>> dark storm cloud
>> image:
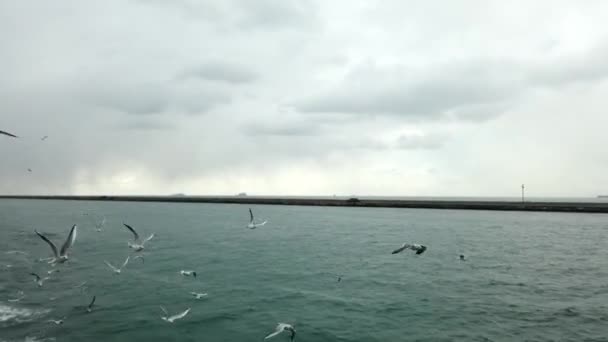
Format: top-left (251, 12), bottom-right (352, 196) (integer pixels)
top-left (179, 62), bottom-right (258, 84)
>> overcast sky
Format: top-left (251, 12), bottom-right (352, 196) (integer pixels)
top-left (2, 0), bottom-right (608, 197)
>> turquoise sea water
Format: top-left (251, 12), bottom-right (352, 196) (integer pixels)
top-left (1, 199), bottom-right (607, 341)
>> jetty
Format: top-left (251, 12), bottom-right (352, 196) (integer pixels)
top-left (1, 195), bottom-right (608, 213)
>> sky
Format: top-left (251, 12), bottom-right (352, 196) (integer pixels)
top-left (2, 0), bottom-right (608, 197)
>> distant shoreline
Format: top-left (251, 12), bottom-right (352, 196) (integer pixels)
top-left (1, 195), bottom-right (608, 214)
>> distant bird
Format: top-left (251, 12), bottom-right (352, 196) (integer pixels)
top-left (337, 276), bottom-right (342, 282)
top-left (30, 273), bottom-right (50, 287)
top-left (391, 243), bottom-right (427, 255)
top-left (41, 136), bottom-right (48, 141)
top-left (247, 208), bottom-right (267, 229)
top-left (123, 223), bottom-right (154, 252)
top-left (180, 270), bottom-right (197, 278)
top-left (460, 255), bottom-right (466, 261)
top-left (86, 296), bottom-right (96, 313)
top-left (7, 290), bottom-right (25, 302)
top-left (264, 323), bottom-right (296, 341)
top-left (104, 256), bottom-right (130, 274)
top-left (94, 216), bottom-right (106, 232)
top-left (34, 225), bottom-right (78, 264)
top-left (190, 292), bottom-right (208, 299)
top-left (0, 130), bottom-right (18, 138)
top-left (27, 168), bottom-right (32, 172)
top-left (47, 318), bottom-right (65, 325)
top-left (159, 306), bottom-right (191, 323)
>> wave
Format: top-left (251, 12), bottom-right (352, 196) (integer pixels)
top-left (0, 304), bottom-right (50, 325)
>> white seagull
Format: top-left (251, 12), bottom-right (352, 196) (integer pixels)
top-left (190, 292), bottom-right (208, 299)
top-left (30, 273), bottom-right (50, 287)
top-left (104, 256), bottom-right (130, 274)
top-left (47, 318), bottom-right (65, 325)
top-left (7, 290), bottom-right (25, 302)
top-left (123, 223), bottom-right (154, 251)
top-left (180, 270), bottom-right (197, 278)
top-left (34, 225), bottom-right (78, 264)
top-left (94, 216), bottom-right (106, 232)
top-left (247, 208), bottom-right (267, 229)
top-left (264, 323), bottom-right (296, 341)
top-left (159, 306), bottom-right (191, 323)
top-left (86, 296), bottom-right (96, 313)
top-left (391, 243), bottom-right (427, 255)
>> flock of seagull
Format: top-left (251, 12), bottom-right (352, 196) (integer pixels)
top-left (2, 129), bottom-right (441, 341)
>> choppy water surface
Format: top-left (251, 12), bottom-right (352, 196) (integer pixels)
top-left (1, 199), bottom-right (607, 341)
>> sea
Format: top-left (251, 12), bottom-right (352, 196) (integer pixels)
top-left (1, 198), bottom-right (607, 341)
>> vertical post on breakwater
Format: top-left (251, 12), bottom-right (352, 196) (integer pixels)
top-left (521, 184), bottom-right (525, 203)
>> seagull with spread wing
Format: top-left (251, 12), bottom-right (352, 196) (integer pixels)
top-left (247, 208), bottom-right (267, 229)
top-left (391, 243), bottom-right (427, 255)
top-left (34, 225), bottom-right (78, 264)
top-left (264, 323), bottom-right (296, 341)
top-left (104, 256), bottom-right (130, 274)
top-left (159, 306), bottom-right (191, 323)
top-left (30, 273), bottom-right (50, 287)
top-left (123, 223), bottom-right (154, 251)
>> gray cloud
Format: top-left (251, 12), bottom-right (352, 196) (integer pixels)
top-left (179, 61), bottom-right (258, 84)
top-left (119, 120), bottom-right (177, 131)
top-left (295, 61), bottom-right (520, 120)
top-left (396, 133), bottom-right (448, 150)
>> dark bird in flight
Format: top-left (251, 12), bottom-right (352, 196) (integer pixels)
top-left (0, 130), bottom-right (18, 138)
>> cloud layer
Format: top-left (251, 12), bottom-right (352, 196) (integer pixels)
top-left (2, 0), bottom-right (608, 196)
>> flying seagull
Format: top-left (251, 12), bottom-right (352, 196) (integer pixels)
top-left (41, 136), bottom-right (48, 141)
top-left (0, 130), bottom-right (18, 138)
top-left (247, 208), bottom-right (267, 229)
top-left (34, 225), bottom-right (78, 264)
top-left (264, 323), bottom-right (296, 341)
top-left (159, 306), bottom-right (191, 323)
top-left (94, 216), bottom-right (106, 232)
top-left (86, 296), bottom-right (96, 313)
top-left (391, 243), bottom-right (427, 255)
top-left (47, 318), bottom-right (65, 325)
top-left (460, 254), bottom-right (466, 261)
top-left (7, 290), bottom-right (25, 302)
top-left (123, 223), bottom-right (154, 251)
top-left (104, 256), bottom-right (130, 274)
top-left (30, 273), bottom-right (50, 287)
top-left (190, 292), bottom-right (208, 299)
top-left (180, 270), bottom-right (196, 278)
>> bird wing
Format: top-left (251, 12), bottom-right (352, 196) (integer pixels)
top-left (121, 255), bottom-right (130, 269)
top-left (35, 230), bottom-right (59, 258)
top-left (256, 221), bottom-right (267, 227)
top-left (391, 244), bottom-right (409, 254)
top-left (60, 225), bottom-right (78, 256)
top-left (104, 261), bottom-right (118, 272)
top-left (142, 233), bottom-right (155, 246)
top-left (169, 308), bottom-right (191, 321)
top-left (264, 325), bottom-right (285, 340)
top-left (123, 224), bottom-right (140, 241)
top-left (0, 130), bottom-right (18, 138)
top-left (249, 208), bottom-right (254, 223)
top-left (98, 216), bottom-right (106, 228)
top-left (30, 273), bottom-right (41, 282)
top-left (159, 306), bottom-right (168, 316)
top-left (88, 296), bottom-right (96, 309)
